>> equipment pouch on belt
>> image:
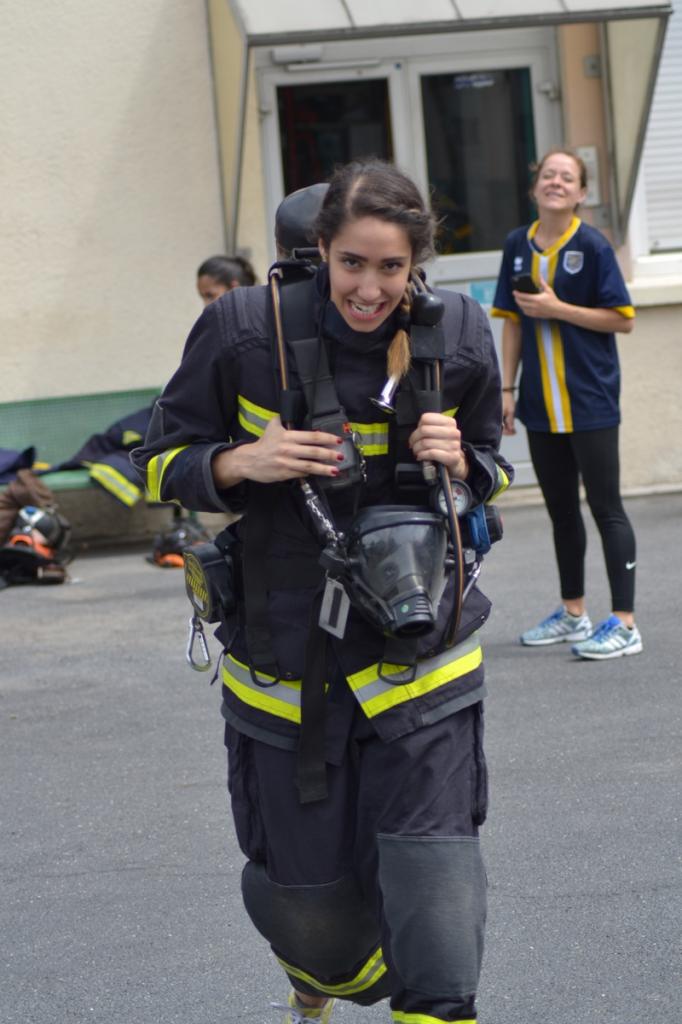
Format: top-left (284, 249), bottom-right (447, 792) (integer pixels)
top-left (183, 526), bottom-right (239, 623)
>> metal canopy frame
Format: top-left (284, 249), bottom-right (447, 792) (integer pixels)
top-left (216, 0), bottom-right (672, 252)
top-left (228, 2), bottom-right (672, 46)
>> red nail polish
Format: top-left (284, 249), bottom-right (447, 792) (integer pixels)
top-left (330, 469), bottom-right (340, 476)
top-left (337, 453), bottom-right (345, 461)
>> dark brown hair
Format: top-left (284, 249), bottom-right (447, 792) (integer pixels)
top-left (314, 159), bottom-right (436, 265)
top-left (197, 254), bottom-right (257, 287)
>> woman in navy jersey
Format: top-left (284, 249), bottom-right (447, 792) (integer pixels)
top-left (491, 148), bottom-right (642, 660)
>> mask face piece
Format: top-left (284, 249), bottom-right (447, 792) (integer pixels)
top-left (345, 506), bottom-right (448, 637)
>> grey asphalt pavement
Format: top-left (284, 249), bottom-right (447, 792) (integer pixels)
top-left (1, 493), bottom-right (680, 1024)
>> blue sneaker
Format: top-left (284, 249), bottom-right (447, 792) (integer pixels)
top-left (520, 606), bottom-right (592, 646)
top-left (571, 615), bottom-right (643, 660)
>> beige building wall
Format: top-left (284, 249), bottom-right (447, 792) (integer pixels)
top-left (235, 62), bottom-right (270, 278)
top-left (1, 1), bottom-right (225, 403)
top-left (558, 23), bottom-right (611, 231)
top-left (3, 6), bottom-right (679, 494)
top-left (618, 305), bottom-right (682, 492)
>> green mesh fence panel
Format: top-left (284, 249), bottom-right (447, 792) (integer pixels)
top-left (0, 389), bottom-right (159, 468)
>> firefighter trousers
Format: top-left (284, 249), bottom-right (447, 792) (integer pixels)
top-left (225, 697), bottom-right (488, 1024)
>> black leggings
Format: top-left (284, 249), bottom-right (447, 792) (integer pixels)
top-left (527, 427), bottom-right (636, 612)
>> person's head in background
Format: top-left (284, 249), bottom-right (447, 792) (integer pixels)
top-left (196, 255), bottom-right (258, 306)
top-left (530, 148), bottom-right (588, 216)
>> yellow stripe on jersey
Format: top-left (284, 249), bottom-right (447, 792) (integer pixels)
top-left (532, 249), bottom-right (573, 433)
top-left (489, 307), bottom-right (520, 323)
top-left (527, 216), bottom-right (581, 256)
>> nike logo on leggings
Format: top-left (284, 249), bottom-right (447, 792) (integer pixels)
top-left (626, 561), bottom-right (636, 570)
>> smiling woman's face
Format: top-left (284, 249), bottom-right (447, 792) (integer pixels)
top-left (533, 152), bottom-right (586, 216)
top-left (320, 216), bottom-right (412, 333)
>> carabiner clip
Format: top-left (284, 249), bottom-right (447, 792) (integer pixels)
top-left (186, 615), bottom-right (211, 672)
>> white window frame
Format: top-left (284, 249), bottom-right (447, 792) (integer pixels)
top-left (407, 35), bottom-right (562, 284)
top-left (255, 26), bottom-right (561, 275)
top-left (258, 58), bottom-right (412, 250)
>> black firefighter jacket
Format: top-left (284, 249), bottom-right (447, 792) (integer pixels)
top-left (131, 274), bottom-right (513, 749)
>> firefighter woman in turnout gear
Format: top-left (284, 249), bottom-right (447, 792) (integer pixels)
top-left (132, 160), bottom-right (513, 1024)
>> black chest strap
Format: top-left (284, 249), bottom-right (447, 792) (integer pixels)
top-left (279, 279), bottom-right (339, 427)
top-left (242, 485), bottom-right (330, 804)
top-left (242, 485), bottom-right (281, 683)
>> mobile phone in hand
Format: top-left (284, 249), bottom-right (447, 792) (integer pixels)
top-left (511, 273), bottom-right (539, 294)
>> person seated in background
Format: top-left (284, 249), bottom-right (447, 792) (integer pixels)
top-left (196, 254), bottom-right (257, 306)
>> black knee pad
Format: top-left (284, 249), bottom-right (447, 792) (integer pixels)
top-left (378, 835), bottom-right (486, 999)
top-left (241, 862), bottom-right (383, 984)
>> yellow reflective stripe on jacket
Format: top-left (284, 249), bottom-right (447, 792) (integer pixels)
top-left (349, 421), bottom-right (389, 456)
top-left (393, 1015), bottom-right (476, 1024)
top-left (489, 463), bottom-right (511, 501)
top-left (87, 463), bottom-right (142, 507)
top-left (278, 945), bottom-right (387, 997)
top-left (222, 653), bottom-right (305, 724)
top-left (121, 429), bottom-right (143, 445)
top-left (238, 394), bottom-right (277, 438)
top-left (146, 446), bottom-right (189, 502)
top-left (347, 635), bottom-right (483, 718)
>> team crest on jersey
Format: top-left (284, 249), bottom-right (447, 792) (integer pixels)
top-left (513, 256), bottom-right (523, 272)
top-left (563, 250), bottom-right (584, 274)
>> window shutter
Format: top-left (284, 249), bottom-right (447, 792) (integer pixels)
top-left (642, 11), bottom-right (682, 252)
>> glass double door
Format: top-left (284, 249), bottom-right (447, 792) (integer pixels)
top-left (258, 30), bottom-right (561, 479)
top-left (275, 66), bottom-right (537, 260)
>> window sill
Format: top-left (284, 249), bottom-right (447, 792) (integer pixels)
top-left (629, 253), bottom-right (682, 306)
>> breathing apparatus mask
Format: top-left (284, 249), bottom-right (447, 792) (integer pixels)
top-left (320, 506), bottom-right (449, 638)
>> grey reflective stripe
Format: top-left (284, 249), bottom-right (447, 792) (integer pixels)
top-left (238, 394), bottom-right (277, 438)
top-left (350, 421), bottom-right (389, 456)
top-left (278, 944), bottom-right (388, 997)
top-left (88, 463), bottom-right (142, 506)
top-left (222, 653), bottom-right (303, 724)
top-left (348, 634), bottom-right (483, 718)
